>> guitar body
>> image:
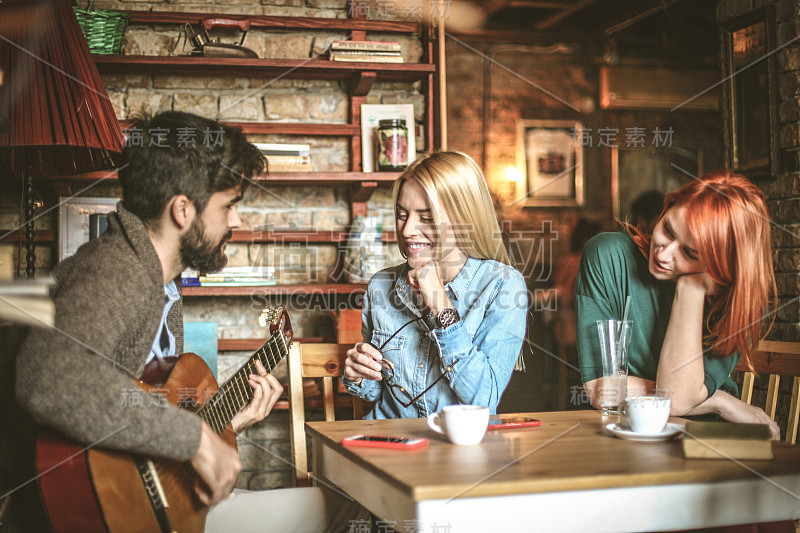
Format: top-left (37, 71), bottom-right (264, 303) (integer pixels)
top-left (35, 306), bottom-right (292, 533)
top-left (37, 353), bottom-right (235, 533)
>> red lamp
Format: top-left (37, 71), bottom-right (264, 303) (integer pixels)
top-left (0, 0), bottom-right (124, 277)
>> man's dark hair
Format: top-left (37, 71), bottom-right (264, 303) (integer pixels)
top-left (569, 217), bottom-right (601, 253)
top-left (631, 190), bottom-right (665, 225)
top-left (118, 111), bottom-right (266, 227)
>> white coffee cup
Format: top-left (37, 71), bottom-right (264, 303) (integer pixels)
top-left (620, 396), bottom-right (671, 434)
top-left (427, 405), bottom-right (489, 445)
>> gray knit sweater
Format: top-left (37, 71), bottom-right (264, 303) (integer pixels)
top-left (15, 205), bottom-right (202, 461)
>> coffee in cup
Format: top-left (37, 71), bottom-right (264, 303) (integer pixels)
top-left (619, 395), bottom-right (671, 434)
top-left (427, 405), bottom-right (489, 445)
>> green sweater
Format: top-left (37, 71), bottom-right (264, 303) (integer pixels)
top-left (575, 231), bottom-right (739, 398)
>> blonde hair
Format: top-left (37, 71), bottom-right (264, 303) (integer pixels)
top-left (392, 151), bottom-right (511, 265)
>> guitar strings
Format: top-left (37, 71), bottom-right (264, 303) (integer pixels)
top-left (150, 341), bottom-right (279, 497)
top-left (151, 332), bottom-right (288, 499)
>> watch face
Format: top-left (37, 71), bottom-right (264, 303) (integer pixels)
top-left (437, 308), bottom-right (460, 328)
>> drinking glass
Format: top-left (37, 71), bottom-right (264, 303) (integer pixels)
top-left (596, 319), bottom-right (632, 415)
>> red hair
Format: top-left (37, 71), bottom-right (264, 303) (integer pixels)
top-left (625, 170), bottom-right (777, 364)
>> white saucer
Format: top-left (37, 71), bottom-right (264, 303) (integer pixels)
top-left (605, 422), bottom-right (683, 442)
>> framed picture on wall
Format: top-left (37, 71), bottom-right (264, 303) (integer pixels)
top-left (58, 197), bottom-right (118, 261)
top-left (515, 119), bottom-right (583, 207)
top-left (611, 145), bottom-right (703, 228)
top-left (721, 7), bottom-right (780, 180)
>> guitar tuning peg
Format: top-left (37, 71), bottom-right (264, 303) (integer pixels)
top-left (258, 311), bottom-right (268, 328)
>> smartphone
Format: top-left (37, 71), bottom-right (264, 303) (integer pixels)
top-left (486, 416), bottom-right (542, 431)
top-left (341, 435), bottom-right (429, 450)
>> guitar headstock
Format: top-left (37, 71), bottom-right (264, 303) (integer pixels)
top-left (258, 306), bottom-right (293, 348)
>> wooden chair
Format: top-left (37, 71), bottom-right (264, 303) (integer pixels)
top-left (287, 342), bottom-right (365, 486)
top-left (734, 340), bottom-right (800, 444)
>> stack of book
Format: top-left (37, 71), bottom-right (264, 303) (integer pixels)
top-left (183, 267), bottom-right (276, 287)
top-left (255, 143), bottom-right (312, 172)
top-left (328, 40), bottom-right (403, 63)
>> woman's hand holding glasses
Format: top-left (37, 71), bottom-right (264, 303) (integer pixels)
top-left (344, 316), bottom-right (424, 384)
top-left (344, 342), bottom-right (386, 382)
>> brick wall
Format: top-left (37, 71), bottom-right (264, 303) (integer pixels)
top-left (717, 0), bottom-right (800, 439)
top-left (444, 31), bottom-right (727, 410)
top-left (0, 0), bottom-right (420, 489)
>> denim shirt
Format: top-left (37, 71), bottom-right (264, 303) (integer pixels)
top-left (342, 257), bottom-right (528, 419)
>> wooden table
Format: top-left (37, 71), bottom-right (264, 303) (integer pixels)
top-left (306, 411), bottom-right (800, 532)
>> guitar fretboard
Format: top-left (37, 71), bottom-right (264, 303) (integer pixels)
top-left (197, 333), bottom-right (288, 435)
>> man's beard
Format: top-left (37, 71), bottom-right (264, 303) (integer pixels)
top-left (179, 218), bottom-right (231, 272)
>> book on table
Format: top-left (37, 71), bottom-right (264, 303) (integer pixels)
top-left (682, 421), bottom-right (774, 460)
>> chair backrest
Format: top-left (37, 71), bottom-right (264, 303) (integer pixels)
top-left (734, 340), bottom-right (800, 444)
top-left (287, 342), bottom-right (364, 486)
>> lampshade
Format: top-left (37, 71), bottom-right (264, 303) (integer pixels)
top-left (0, 0), bottom-right (124, 179)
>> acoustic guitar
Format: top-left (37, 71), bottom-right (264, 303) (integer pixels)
top-left (35, 306), bottom-right (293, 533)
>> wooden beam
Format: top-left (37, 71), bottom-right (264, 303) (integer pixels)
top-left (125, 10), bottom-right (420, 33)
top-left (479, 0), bottom-right (512, 18)
top-left (437, 10), bottom-right (447, 150)
top-left (509, 0), bottom-right (574, 8)
top-left (350, 71), bottom-right (377, 97)
top-left (351, 181), bottom-right (378, 204)
top-left (604, 0), bottom-right (683, 36)
top-left (534, 0), bottom-right (602, 30)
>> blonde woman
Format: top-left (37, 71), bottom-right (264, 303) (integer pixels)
top-left (342, 151), bottom-right (528, 419)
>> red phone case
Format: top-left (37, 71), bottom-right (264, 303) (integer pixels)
top-left (486, 417), bottom-right (542, 430)
top-left (341, 435), bottom-right (429, 450)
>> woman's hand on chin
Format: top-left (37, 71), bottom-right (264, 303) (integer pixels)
top-left (678, 272), bottom-right (721, 297)
top-left (407, 261), bottom-right (451, 314)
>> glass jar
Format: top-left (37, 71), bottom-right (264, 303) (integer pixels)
top-left (377, 119), bottom-right (409, 171)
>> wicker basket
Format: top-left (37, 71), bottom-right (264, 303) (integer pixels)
top-left (73, 0), bottom-right (129, 55)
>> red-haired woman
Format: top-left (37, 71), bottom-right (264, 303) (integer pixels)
top-left (576, 170), bottom-right (780, 438)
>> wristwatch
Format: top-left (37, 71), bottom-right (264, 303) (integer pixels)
top-left (434, 308), bottom-right (460, 329)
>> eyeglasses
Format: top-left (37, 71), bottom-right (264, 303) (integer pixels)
top-left (372, 316), bottom-right (459, 408)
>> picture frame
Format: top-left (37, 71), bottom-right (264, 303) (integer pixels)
top-left (58, 197), bottom-right (118, 261)
top-left (515, 119), bottom-right (583, 207)
top-left (611, 145), bottom-right (703, 224)
top-left (721, 6), bottom-right (780, 180)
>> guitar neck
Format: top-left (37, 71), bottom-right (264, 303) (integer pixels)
top-left (196, 333), bottom-right (288, 434)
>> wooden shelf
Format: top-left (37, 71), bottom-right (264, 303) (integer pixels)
top-left (183, 283), bottom-right (366, 297)
top-left (229, 230), bottom-right (396, 243)
top-left (117, 119), bottom-right (360, 137)
top-left (125, 11), bottom-right (421, 33)
top-left (232, 123), bottom-right (360, 136)
top-left (0, 230), bottom-right (55, 243)
top-left (41, 171), bottom-right (400, 185)
top-left (94, 56), bottom-right (435, 82)
top-left (255, 172), bottom-right (398, 184)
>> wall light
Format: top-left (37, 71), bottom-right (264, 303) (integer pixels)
top-left (505, 165), bottom-right (523, 183)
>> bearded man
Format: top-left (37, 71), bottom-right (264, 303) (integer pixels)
top-left (6, 111), bottom-right (360, 532)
